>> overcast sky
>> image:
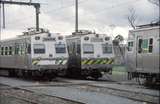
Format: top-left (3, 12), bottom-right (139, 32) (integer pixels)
top-left (0, 0), bottom-right (158, 40)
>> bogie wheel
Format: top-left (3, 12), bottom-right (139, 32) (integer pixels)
top-left (91, 69), bottom-right (102, 80)
top-left (137, 77), bottom-right (145, 85)
top-left (9, 70), bottom-right (16, 77)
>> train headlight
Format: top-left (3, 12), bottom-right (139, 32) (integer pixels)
top-left (58, 36), bottom-right (63, 40)
top-left (48, 33), bottom-right (51, 37)
top-left (35, 36), bottom-right (40, 40)
top-left (84, 37), bottom-right (89, 41)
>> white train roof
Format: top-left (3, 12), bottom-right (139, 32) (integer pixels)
top-left (0, 28), bottom-right (63, 42)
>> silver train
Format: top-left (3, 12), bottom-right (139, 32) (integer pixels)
top-left (126, 23), bottom-right (160, 84)
top-left (0, 28), bottom-right (68, 79)
top-left (66, 30), bottom-right (115, 79)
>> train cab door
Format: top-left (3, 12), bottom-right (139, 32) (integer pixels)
top-left (67, 39), bottom-right (81, 77)
top-left (71, 39), bottom-right (81, 68)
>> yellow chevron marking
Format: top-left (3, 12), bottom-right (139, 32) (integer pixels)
top-left (32, 60), bottom-right (39, 65)
top-left (100, 59), bottom-right (107, 64)
top-left (107, 59), bottom-right (114, 64)
top-left (82, 60), bottom-right (88, 65)
top-left (106, 59), bottom-right (112, 64)
top-left (94, 59), bottom-right (101, 64)
top-left (87, 60), bottom-right (94, 65)
top-left (109, 59), bottom-right (114, 64)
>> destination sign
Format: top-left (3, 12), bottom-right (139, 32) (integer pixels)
top-left (43, 38), bottom-right (56, 41)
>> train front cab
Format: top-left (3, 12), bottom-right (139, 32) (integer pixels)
top-left (81, 34), bottom-right (114, 79)
top-left (30, 33), bottom-right (69, 78)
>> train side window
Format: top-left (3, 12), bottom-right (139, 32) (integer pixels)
top-left (15, 45), bottom-right (19, 55)
top-left (34, 44), bottom-right (45, 54)
top-left (18, 46), bottom-right (22, 55)
top-left (9, 46), bottom-right (12, 55)
top-left (102, 44), bottom-right (112, 53)
top-left (5, 47), bottom-right (8, 55)
top-left (142, 39), bottom-right (149, 53)
top-left (20, 46), bottom-right (22, 55)
top-left (128, 41), bottom-right (133, 51)
top-left (20, 44), bottom-right (25, 55)
top-left (1, 47), bottom-right (4, 55)
top-left (149, 38), bottom-right (153, 53)
top-left (77, 44), bottom-right (81, 54)
top-left (11, 46), bottom-right (15, 55)
top-left (27, 44), bottom-right (31, 54)
top-left (83, 44), bottom-right (94, 54)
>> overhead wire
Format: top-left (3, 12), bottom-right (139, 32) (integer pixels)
top-left (5, 0), bottom-right (89, 25)
top-left (2, 0), bottom-right (142, 30)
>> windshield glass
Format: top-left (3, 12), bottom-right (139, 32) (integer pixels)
top-left (102, 44), bottom-right (112, 54)
top-left (34, 44), bottom-right (45, 54)
top-left (83, 44), bottom-right (94, 54)
top-left (55, 44), bottom-right (66, 53)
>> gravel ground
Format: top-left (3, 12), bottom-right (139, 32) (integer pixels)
top-left (0, 69), bottom-right (159, 104)
top-left (0, 95), bottom-right (32, 104)
top-left (0, 88), bottom-right (83, 104)
top-left (26, 86), bottom-right (144, 104)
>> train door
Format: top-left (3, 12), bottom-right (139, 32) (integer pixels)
top-left (136, 36), bottom-right (155, 72)
top-left (136, 36), bottom-right (143, 71)
top-left (153, 36), bottom-right (159, 73)
top-left (142, 36), bottom-right (154, 72)
top-left (67, 38), bottom-right (81, 77)
top-left (126, 40), bottom-right (135, 72)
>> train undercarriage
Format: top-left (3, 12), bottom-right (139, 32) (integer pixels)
top-left (0, 68), bottom-right (57, 80)
top-left (128, 72), bottom-right (160, 86)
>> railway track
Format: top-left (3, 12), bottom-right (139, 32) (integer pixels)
top-left (0, 84), bottom-right (84, 104)
top-left (0, 77), bottom-right (159, 104)
top-left (16, 81), bottom-right (159, 104)
top-left (73, 84), bottom-right (159, 104)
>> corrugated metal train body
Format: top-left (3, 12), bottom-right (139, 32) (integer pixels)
top-left (66, 30), bottom-right (115, 79)
top-left (126, 25), bottom-right (160, 83)
top-left (0, 29), bottom-right (69, 79)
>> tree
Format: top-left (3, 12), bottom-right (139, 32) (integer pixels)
top-left (114, 34), bottom-right (124, 43)
top-left (113, 34), bottom-right (125, 64)
top-left (148, 0), bottom-right (159, 6)
top-left (113, 34), bottom-right (124, 45)
top-left (127, 8), bottom-right (137, 29)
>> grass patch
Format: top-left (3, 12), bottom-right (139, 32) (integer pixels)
top-left (112, 66), bottom-right (127, 72)
top-left (112, 66), bottom-right (127, 75)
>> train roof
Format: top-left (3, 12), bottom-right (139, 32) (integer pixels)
top-left (0, 28), bottom-right (63, 43)
top-left (66, 30), bottom-right (109, 39)
top-left (129, 25), bottom-right (159, 33)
